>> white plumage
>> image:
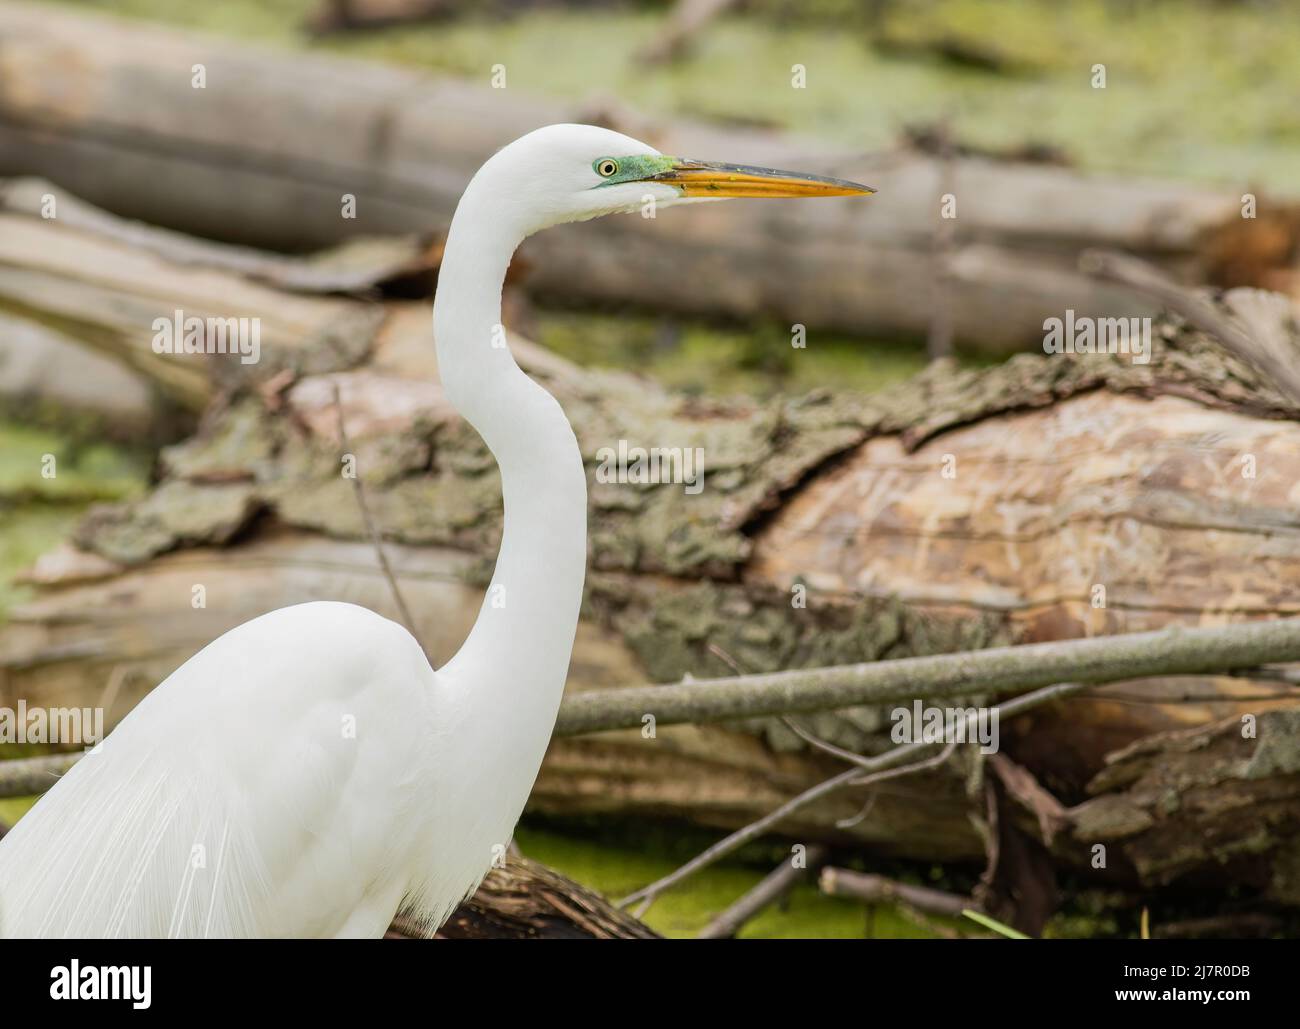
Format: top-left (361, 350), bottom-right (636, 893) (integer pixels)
top-left (1, 604), bottom-right (446, 935)
top-left (0, 125), bottom-right (871, 937)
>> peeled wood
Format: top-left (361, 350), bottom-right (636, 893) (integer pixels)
top-left (1, 2), bottom-right (1294, 352)
top-left (748, 383), bottom-right (1300, 785)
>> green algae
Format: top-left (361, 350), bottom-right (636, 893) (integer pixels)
top-left (0, 422), bottom-right (148, 506)
top-left (0, 795), bottom-right (38, 828)
top-left (0, 420), bottom-right (151, 617)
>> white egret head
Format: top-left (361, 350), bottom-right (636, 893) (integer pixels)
top-left (465, 123), bottom-right (875, 239)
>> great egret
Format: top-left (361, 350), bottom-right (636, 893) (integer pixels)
top-left (0, 124), bottom-right (873, 937)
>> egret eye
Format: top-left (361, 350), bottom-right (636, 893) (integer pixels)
top-left (595, 158), bottom-right (619, 178)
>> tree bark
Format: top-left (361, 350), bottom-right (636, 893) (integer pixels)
top-left (398, 855), bottom-right (660, 939)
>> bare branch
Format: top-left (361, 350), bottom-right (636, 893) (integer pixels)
top-left (848, 736), bottom-right (957, 787)
top-left (333, 382), bottom-right (421, 645)
top-left (556, 617), bottom-right (1300, 736)
top-left (781, 716), bottom-right (880, 770)
top-left (621, 765), bottom-right (863, 913)
top-left (697, 845), bottom-right (828, 939)
top-left (819, 867), bottom-right (971, 918)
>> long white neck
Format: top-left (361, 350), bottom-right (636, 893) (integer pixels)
top-left (432, 179), bottom-right (588, 739)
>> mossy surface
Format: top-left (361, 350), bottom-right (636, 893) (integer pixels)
top-left (51, 0), bottom-right (1300, 192)
top-left (0, 795), bottom-right (37, 827)
top-left (0, 423), bottom-right (148, 506)
top-left (0, 421), bottom-right (151, 619)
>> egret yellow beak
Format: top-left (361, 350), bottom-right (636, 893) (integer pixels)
top-left (652, 159), bottom-right (875, 199)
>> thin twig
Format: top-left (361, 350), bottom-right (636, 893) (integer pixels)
top-left (697, 844), bottom-right (828, 939)
top-left (627, 763), bottom-right (862, 918)
top-left (782, 716), bottom-right (881, 770)
top-left (848, 736), bottom-right (957, 787)
top-left (706, 641), bottom-right (744, 676)
top-left (835, 791), bottom-right (878, 830)
top-left (332, 382), bottom-right (420, 642)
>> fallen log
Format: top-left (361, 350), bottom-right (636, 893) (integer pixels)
top-left (1063, 709), bottom-right (1300, 900)
top-left (2, 3), bottom-right (1296, 352)
top-left (0, 191), bottom-right (383, 415)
